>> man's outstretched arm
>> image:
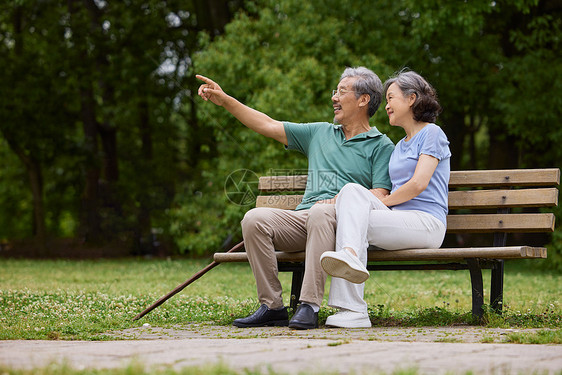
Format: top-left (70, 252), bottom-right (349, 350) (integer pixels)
top-left (196, 75), bottom-right (288, 145)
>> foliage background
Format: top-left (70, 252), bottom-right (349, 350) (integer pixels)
top-left (0, 0), bottom-right (560, 268)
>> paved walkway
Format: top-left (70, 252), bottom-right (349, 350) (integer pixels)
top-left (1, 325), bottom-right (561, 374)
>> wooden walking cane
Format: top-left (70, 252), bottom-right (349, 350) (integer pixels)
top-left (133, 241), bottom-right (244, 321)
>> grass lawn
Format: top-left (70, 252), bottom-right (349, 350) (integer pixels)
top-left (0, 257), bottom-right (560, 341)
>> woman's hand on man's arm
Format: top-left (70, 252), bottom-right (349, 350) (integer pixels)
top-left (381, 154), bottom-right (439, 207)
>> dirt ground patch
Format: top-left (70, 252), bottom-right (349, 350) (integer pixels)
top-left (106, 323), bottom-right (545, 344)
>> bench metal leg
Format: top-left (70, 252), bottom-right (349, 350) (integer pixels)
top-left (289, 268), bottom-right (304, 312)
top-left (466, 258), bottom-right (484, 319)
top-left (490, 259), bottom-right (504, 313)
top-left (490, 209), bottom-right (507, 314)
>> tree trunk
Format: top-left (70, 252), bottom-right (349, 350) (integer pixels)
top-left (487, 126), bottom-right (519, 169)
top-left (79, 85), bottom-right (103, 242)
top-left (26, 158), bottom-right (46, 244)
top-left (97, 124), bottom-right (119, 182)
top-left (3, 137), bottom-right (48, 254)
top-left (7, 3), bottom-right (47, 254)
top-left (70, 0), bottom-right (122, 243)
top-left (194, 0), bottom-right (233, 37)
top-left (442, 110), bottom-right (466, 170)
top-left (136, 98), bottom-right (153, 254)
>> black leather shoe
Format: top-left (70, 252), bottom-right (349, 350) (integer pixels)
top-left (233, 304), bottom-right (289, 328)
top-left (288, 304), bottom-right (318, 330)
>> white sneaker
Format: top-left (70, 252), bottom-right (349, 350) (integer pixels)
top-left (320, 249), bottom-right (369, 284)
top-left (325, 310), bottom-right (371, 328)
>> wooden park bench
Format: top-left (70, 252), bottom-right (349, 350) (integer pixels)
top-left (214, 168), bottom-right (560, 318)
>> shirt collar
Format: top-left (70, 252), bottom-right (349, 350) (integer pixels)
top-left (333, 124), bottom-right (383, 139)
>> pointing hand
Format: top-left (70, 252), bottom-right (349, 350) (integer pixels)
top-left (196, 75), bottom-right (227, 107)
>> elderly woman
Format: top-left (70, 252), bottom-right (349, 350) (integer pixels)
top-left (320, 70), bottom-right (451, 328)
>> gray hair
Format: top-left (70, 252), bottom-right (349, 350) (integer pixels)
top-left (340, 67), bottom-right (383, 118)
top-left (383, 70), bottom-right (442, 123)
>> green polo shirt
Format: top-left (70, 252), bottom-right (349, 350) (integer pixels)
top-left (283, 121), bottom-right (395, 210)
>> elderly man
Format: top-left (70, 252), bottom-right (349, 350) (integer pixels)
top-left (197, 67), bottom-right (394, 329)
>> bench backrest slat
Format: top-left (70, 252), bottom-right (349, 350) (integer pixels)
top-left (256, 195), bottom-right (304, 210)
top-left (447, 213), bottom-right (555, 233)
top-left (255, 168), bottom-right (560, 234)
top-left (258, 175), bottom-right (307, 192)
top-left (448, 169), bottom-right (560, 187)
top-left (254, 196), bottom-right (555, 232)
top-left (258, 168), bottom-right (561, 191)
top-left (448, 187), bottom-right (558, 209)
top-left (256, 188), bottom-right (559, 210)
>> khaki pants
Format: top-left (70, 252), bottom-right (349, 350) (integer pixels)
top-left (241, 204), bottom-right (336, 309)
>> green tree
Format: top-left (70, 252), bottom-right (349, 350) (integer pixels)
top-left (0, 139), bottom-right (31, 240)
top-left (0, 2), bottom-right (75, 252)
top-left (1, 0), bottom-right (559, 262)
top-left (392, 0), bottom-right (562, 170)
top-left (171, 0), bottom-right (394, 254)
top-left (172, 0), bottom-right (561, 258)
top-left (0, 0), bottom-right (244, 255)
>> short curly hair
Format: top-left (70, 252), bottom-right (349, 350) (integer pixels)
top-left (383, 70), bottom-right (442, 123)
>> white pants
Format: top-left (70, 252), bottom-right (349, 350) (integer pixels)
top-left (328, 183), bottom-right (446, 313)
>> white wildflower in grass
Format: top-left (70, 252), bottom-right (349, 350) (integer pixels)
top-left (0, 258), bottom-right (560, 339)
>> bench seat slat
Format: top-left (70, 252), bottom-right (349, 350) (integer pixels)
top-left (214, 246), bottom-right (546, 263)
top-left (258, 169), bottom-right (560, 191)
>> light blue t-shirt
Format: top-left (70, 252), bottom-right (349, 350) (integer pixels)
top-left (389, 123), bottom-right (451, 224)
top-left (284, 121), bottom-right (395, 210)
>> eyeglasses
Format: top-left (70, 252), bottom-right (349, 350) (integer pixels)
top-left (332, 88), bottom-right (355, 97)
